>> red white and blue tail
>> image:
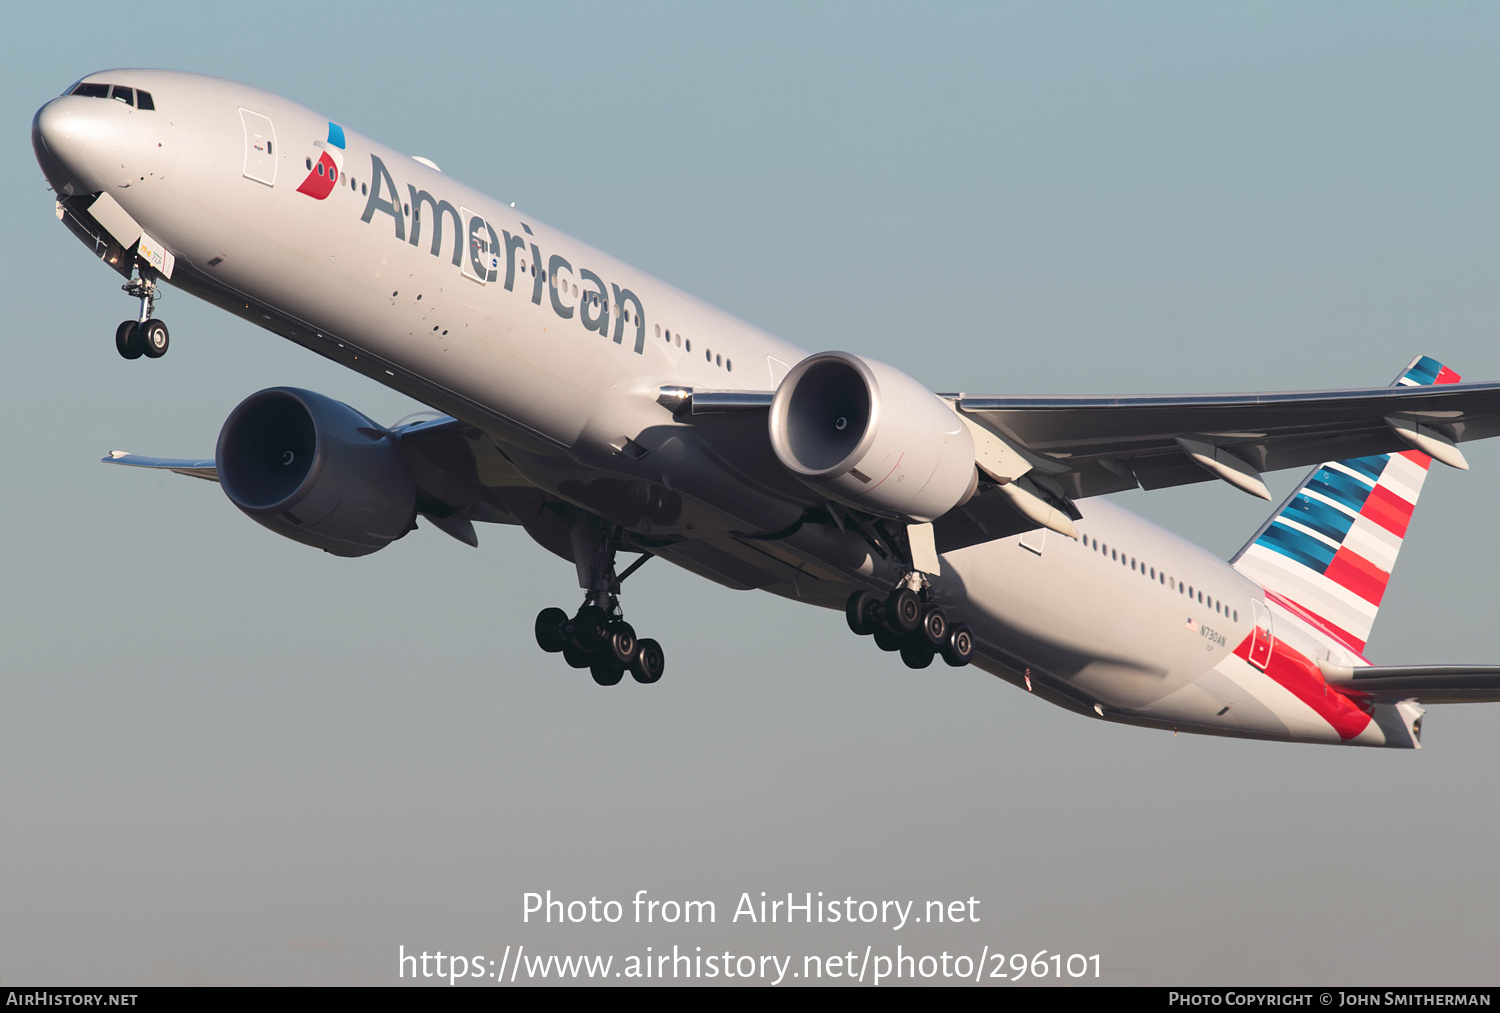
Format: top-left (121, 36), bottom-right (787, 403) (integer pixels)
top-left (1231, 355), bottom-right (1461, 652)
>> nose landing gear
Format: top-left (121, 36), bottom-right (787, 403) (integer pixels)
top-left (846, 585), bottom-right (974, 669)
top-left (115, 266), bottom-right (168, 360)
top-left (533, 528), bottom-right (664, 686)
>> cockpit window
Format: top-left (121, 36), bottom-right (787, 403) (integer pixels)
top-left (69, 82), bottom-right (153, 109)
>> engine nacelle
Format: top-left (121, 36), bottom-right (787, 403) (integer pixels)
top-left (216, 387), bottom-right (417, 557)
top-left (768, 352), bottom-right (976, 523)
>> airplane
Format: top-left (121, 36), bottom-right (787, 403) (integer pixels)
top-left (31, 69), bottom-right (1500, 749)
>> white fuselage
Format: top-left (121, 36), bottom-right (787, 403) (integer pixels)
top-left (33, 70), bottom-right (1411, 748)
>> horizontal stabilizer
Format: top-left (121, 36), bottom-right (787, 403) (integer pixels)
top-left (1321, 662), bottom-right (1500, 704)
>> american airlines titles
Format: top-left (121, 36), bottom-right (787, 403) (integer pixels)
top-left (359, 154), bottom-right (647, 354)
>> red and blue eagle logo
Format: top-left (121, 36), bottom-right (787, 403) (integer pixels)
top-left (296, 122), bottom-right (346, 200)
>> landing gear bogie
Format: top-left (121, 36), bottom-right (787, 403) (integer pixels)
top-left (547, 613), bottom-right (662, 686)
top-left (535, 524), bottom-right (664, 686)
top-left (845, 587), bottom-right (974, 670)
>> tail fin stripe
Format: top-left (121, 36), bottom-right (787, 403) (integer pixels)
top-left (1343, 518), bottom-right (1402, 571)
top-left (1261, 568), bottom-right (1377, 641)
top-left (1398, 357), bottom-right (1446, 387)
top-left (1275, 516), bottom-right (1342, 551)
top-left (1337, 455), bottom-right (1391, 483)
top-left (1325, 548), bottom-right (1390, 605)
top-left (1262, 589), bottom-right (1369, 653)
top-left (1232, 354), bottom-right (1460, 651)
top-left (1285, 495), bottom-right (1358, 541)
top-left (1302, 488), bottom-right (1361, 518)
top-left (1308, 469), bottom-right (1379, 512)
top-left (1361, 485), bottom-right (1416, 537)
top-left (1381, 453), bottom-right (1430, 500)
top-left (1259, 522), bottom-right (1338, 569)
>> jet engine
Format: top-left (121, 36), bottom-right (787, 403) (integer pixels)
top-left (768, 351), bottom-right (976, 523)
top-left (216, 387), bottom-right (417, 557)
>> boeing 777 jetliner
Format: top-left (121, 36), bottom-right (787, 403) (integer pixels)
top-left (31, 70), bottom-right (1500, 747)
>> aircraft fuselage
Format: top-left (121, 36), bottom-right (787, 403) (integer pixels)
top-left (33, 70), bottom-right (1418, 748)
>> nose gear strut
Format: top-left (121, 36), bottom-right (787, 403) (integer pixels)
top-left (115, 261), bottom-right (169, 360)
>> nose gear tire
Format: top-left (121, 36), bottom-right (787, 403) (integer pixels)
top-left (116, 321), bottom-right (143, 359)
top-left (139, 319), bottom-right (169, 358)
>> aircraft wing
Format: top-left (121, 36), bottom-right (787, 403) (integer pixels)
top-left (1323, 664), bottom-right (1500, 705)
top-left (103, 451), bottom-right (219, 481)
top-left (681, 378), bottom-right (1500, 507)
top-left (956, 381), bottom-right (1500, 499)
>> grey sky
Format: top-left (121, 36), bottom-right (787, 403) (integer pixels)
top-left (3, 2), bottom-right (1498, 985)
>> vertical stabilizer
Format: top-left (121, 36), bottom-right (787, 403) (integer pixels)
top-left (1231, 356), bottom-right (1460, 652)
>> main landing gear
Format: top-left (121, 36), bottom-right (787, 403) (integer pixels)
top-left (115, 267), bottom-right (169, 361)
top-left (845, 585), bottom-right (975, 670)
top-left (533, 527), bottom-right (664, 686)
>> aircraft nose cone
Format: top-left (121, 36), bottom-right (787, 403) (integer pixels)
top-left (32, 97), bottom-right (96, 197)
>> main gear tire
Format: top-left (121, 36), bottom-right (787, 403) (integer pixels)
top-left (604, 620), bottom-right (637, 666)
top-left (885, 588), bottom-right (922, 634)
top-left (919, 605), bottom-right (948, 648)
top-left (942, 623), bottom-right (975, 667)
top-left (630, 638), bottom-right (665, 684)
top-left (534, 608), bottom-right (569, 653)
top-left (590, 659), bottom-right (624, 686)
top-left (571, 605), bottom-right (609, 651)
top-left (900, 641), bottom-right (936, 669)
top-left (845, 590), bottom-right (881, 636)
